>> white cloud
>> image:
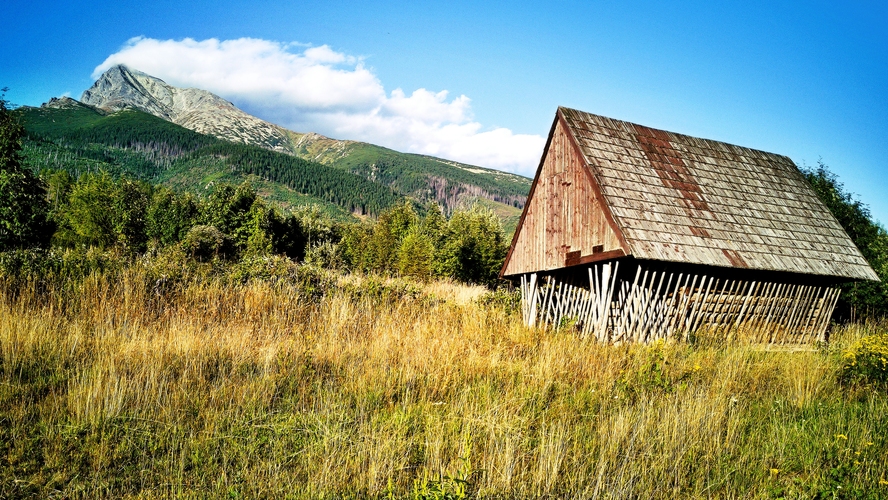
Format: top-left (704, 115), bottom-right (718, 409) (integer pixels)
top-left (93, 37), bottom-right (544, 174)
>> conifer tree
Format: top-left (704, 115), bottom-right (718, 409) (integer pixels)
top-left (0, 90), bottom-right (53, 250)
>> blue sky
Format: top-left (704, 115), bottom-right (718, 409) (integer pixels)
top-left (3, 0), bottom-right (886, 224)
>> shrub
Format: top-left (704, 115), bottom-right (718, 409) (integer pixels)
top-left (182, 225), bottom-right (228, 262)
top-left (304, 240), bottom-right (341, 269)
top-left (146, 187), bottom-right (199, 247)
top-left (344, 275), bottom-right (422, 302)
top-left (0, 247), bottom-right (124, 283)
top-left (476, 287), bottom-right (520, 314)
top-left (839, 332), bottom-right (888, 387)
top-left (436, 205), bottom-right (507, 287)
top-left (397, 226), bottom-right (435, 281)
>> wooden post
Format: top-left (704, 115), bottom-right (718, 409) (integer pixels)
top-left (686, 276), bottom-right (716, 335)
top-left (814, 287), bottom-right (841, 342)
top-left (656, 272), bottom-right (677, 340)
top-left (718, 280), bottom-right (749, 341)
top-left (542, 275), bottom-right (554, 328)
top-left (670, 274), bottom-right (697, 338)
top-left (708, 279), bottom-right (738, 337)
top-left (733, 281), bottom-right (760, 335)
top-left (798, 286), bottom-right (822, 343)
top-left (628, 268), bottom-right (651, 342)
top-left (520, 274), bottom-right (527, 325)
top-left (778, 285), bottom-right (807, 344)
top-left (802, 287), bottom-right (828, 344)
top-left (527, 273), bottom-right (539, 327)
top-left (792, 285), bottom-right (819, 343)
top-left (641, 270), bottom-right (667, 342)
top-left (746, 281), bottom-right (774, 340)
top-left (762, 282), bottom-right (787, 344)
top-left (583, 265), bottom-right (599, 339)
top-left (628, 269), bottom-right (650, 342)
top-left (615, 266), bottom-right (643, 343)
top-left (596, 261), bottom-right (618, 342)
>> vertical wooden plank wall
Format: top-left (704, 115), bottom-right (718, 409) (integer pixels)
top-left (502, 119), bottom-right (623, 276)
top-left (519, 265), bottom-right (841, 345)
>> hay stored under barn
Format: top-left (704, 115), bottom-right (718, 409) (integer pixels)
top-left (501, 107), bottom-right (878, 344)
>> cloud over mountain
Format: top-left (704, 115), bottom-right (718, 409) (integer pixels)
top-left (94, 37), bottom-right (543, 174)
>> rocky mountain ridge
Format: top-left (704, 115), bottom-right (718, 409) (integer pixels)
top-left (81, 65), bottom-right (295, 152)
top-left (43, 96), bottom-right (93, 110)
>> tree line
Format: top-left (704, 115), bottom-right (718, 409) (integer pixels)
top-left (802, 163), bottom-right (888, 320)
top-left (4, 94), bottom-right (888, 302)
top-left (3, 91), bottom-right (508, 285)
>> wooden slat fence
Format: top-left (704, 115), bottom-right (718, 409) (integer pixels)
top-left (519, 263), bottom-right (840, 344)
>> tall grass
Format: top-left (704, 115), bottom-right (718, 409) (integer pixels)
top-left (1, 264), bottom-right (886, 498)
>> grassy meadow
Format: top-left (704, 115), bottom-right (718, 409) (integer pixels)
top-left (1, 258), bottom-right (887, 498)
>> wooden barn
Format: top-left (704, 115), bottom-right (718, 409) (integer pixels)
top-left (501, 107), bottom-right (879, 344)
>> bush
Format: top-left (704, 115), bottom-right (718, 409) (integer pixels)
top-left (397, 226), bottom-right (435, 281)
top-left (0, 247), bottom-right (125, 281)
top-left (839, 332), bottom-right (888, 387)
top-left (182, 225), bottom-right (228, 262)
top-left (476, 287), bottom-right (520, 314)
top-left (146, 187), bottom-right (199, 247)
top-left (343, 274), bottom-right (423, 302)
top-left (304, 240), bottom-right (341, 269)
top-left (435, 205), bottom-right (507, 287)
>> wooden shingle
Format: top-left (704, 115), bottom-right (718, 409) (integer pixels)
top-left (502, 107), bottom-right (878, 281)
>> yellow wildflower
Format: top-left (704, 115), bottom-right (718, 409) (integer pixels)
top-left (770, 468), bottom-right (779, 476)
top-left (835, 434), bottom-right (848, 440)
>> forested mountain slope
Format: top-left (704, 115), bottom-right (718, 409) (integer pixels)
top-left (18, 102), bottom-right (405, 218)
top-left (80, 65), bottom-right (531, 216)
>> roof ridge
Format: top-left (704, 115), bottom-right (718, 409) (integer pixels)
top-left (558, 106), bottom-right (795, 165)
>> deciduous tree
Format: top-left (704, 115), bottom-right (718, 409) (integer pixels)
top-left (804, 162), bottom-right (888, 319)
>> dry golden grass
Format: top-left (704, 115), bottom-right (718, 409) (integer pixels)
top-left (1, 267), bottom-right (886, 498)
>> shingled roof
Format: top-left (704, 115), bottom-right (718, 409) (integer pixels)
top-left (502, 107), bottom-right (878, 281)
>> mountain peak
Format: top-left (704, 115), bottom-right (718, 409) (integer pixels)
top-left (82, 64), bottom-right (178, 120)
top-left (99, 63), bottom-right (147, 79)
top-left (80, 65), bottom-right (293, 152)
